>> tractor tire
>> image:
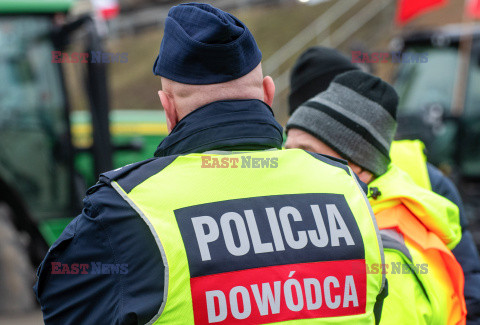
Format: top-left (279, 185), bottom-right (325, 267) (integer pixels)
top-left (0, 203), bottom-right (36, 314)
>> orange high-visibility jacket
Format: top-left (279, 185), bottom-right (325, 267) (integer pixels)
top-left (369, 164), bottom-right (466, 325)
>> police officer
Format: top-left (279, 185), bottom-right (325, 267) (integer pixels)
top-left (288, 46), bottom-right (480, 324)
top-left (285, 70), bottom-right (467, 324)
top-left (35, 4), bottom-right (386, 324)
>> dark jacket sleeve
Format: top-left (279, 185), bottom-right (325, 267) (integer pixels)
top-left (34, 183), bottom-right (164, 325)
top-left (427, 163), bottom-right (480, 324)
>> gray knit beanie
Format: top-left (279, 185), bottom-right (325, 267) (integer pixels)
top-left (286, 70), bottom-right (398, 176)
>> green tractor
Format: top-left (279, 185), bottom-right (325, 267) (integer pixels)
top-left (0, 0), bottom-right (167, 313)
top-left (392, 24), bottom-right (480, 247)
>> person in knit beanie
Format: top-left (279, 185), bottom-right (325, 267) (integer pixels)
top-left (286, 49), bottom-right (480, 323)
top-left (285, 71), bottom-right (470, 324)
top-left (288, 46), bottom-right (359, 115)
top-left (286, 70), bottom-right (397, 182)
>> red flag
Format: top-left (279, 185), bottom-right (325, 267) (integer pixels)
top-left (91, 0), bottom-right (120, 20)
top-left (466, 0), bottom-right (480, 18)
top-left (396, 0), bottom-right (448, 25)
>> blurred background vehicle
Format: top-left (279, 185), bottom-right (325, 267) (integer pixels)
top-left (0, 0), bottom-right (168, 315)
top-left (0, 0), bottom-right (478, 322)
top-left (392, 24), bottom-right (480, 244)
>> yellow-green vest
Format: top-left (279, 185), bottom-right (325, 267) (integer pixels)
top-left (389, 140), bottom-right (431, 190)
top-left (109, 149), bottom-right (385, 324)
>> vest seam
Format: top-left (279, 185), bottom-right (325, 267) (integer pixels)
top-left (111, 181), bottom-right (169, 324)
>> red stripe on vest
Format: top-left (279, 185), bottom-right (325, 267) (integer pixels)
top-left (191, 260), bottom-right (366, 324)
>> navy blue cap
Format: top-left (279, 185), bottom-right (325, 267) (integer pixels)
top-left (153, 3), bottom-right (262, 85)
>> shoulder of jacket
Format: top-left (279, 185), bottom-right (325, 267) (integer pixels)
top-left (100, 158), bottom-right (157, 184)
top-left (88, 155), bottom-right (179, 195)
top-left (84, 158), bottom-right (153, 195)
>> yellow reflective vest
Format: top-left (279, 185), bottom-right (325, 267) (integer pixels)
top-left (108, 149), bottom-right (386, 324)
top-left (389, 140), bottom-right (431, 190)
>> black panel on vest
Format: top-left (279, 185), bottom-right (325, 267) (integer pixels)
top-left (175, 193), bottom-right (364, 278)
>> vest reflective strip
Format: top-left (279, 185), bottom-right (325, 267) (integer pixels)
top-left (389, 140), bottom-right (431, 191)
top-left (111, 182), bottom-right (168, 325)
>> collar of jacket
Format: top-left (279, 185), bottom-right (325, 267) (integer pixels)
top-left (154, 99), bottom-right (284, 157)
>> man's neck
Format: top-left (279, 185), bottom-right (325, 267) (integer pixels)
top-left (154, 99), bottom-right (283, 157)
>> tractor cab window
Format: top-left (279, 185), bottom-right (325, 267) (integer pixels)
top-left (0, 16), bottom-right (70, 221)
top-left (394, 46), bottom-right (458, 114)
top-left (395, 45), bottom-right (480, 117)
top-left (0, 16), bottom-right (65, 130)
top-left (394, 44), bottom-right (480, 178)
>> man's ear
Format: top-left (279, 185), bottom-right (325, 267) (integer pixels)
top-left (357, 169), bottom-right (375, 185)
top-left (158, 90), bottom-right (178, 133)
top-left (347, 163), bottom-right (375, 184)
top-left (262, 76), bottom-right (275, 107)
